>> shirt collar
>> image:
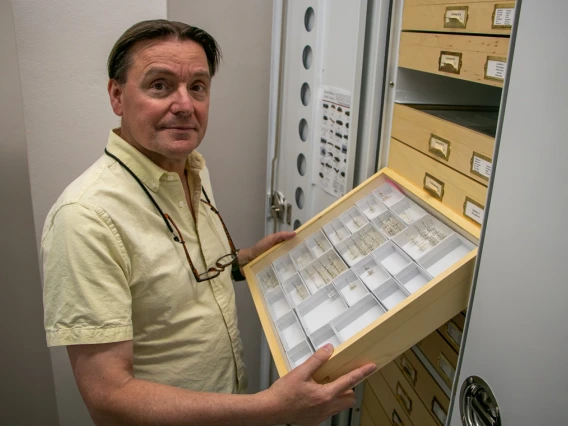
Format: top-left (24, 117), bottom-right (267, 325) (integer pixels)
top-left (105, 129), bottom-right (206, 192)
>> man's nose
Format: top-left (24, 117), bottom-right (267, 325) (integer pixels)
top-left (171, 87), bottom-right (194, 115)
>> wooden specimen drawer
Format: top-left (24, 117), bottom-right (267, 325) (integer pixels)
top-left (392, 104), bottom-right (497, 185)
top-left (395, 349), bottom-right (450, 426)
top-left (399, 32), bottom-right (510, 87)
top-left (363, 382), bottom-right (391, 426)
top-left (244, 168), bottom-right (478, 383)
top-left (382, 361), bottom-right (439, 426)
top-left (403, 1), bottom-right (515, 35)
top-left (418, 330), bottom-right (459, 388)
top-left (367, 373), bottom-right (414, 426)
top-left (389, 138), bottom-right (487, 228)
top-left (437, 311), bottom-right (466, 352)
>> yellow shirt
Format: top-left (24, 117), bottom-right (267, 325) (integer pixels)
top-left (42, 130), bottom-right (247, 394)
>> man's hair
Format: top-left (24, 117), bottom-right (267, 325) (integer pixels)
top-left (108, 19), bottom-right (222, 83)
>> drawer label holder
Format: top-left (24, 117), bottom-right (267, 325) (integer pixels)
top-left (392, 409), bottom-right (405, 426)
top-left (446, 320), bottom-right (463, 349)
top-left (439, 51), bottom-right (463, 75)
top-left (470, 151), bottom-right (492, 181)
top-left (400, 355), bottom-right (418, 386)
top-left (396, 382), bottom-right (413, 414)
top-left (438, 353), bottom-right (456, 384)
top-left (463, 196), bottom-right (485, 226)
top-left (444, 6), bottom-right (469, 29)
top-left (484, 56), bottom-right (507, 82)
top-left (429, 134), bottom-right (451, 161)
top-left (423, 173), bottom-right (445, 201)
top-left (492, 3), bottom-right (515, 29)
top-left (432, 397), bottom-right (448, 426)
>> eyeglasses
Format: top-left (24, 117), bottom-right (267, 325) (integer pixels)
top-left (165, 198), bottom-right (238, 282)
top-left (104, 148), bottom-right (238, 282)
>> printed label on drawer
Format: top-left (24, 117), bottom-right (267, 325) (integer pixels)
top-left (444, 6), bottom-right (468, 29)
top-left (400, 355), bottom-right (417, 385)
top-left (429, 134), bottom-right (451, 161)
top-left (493, 4), bottom-right (515, 28)
top-left (396, 382), bottom-right (413, 414)
top-left (438, 353), bottom-right (456, 383)
top-left (471, 152), bottom-right (492, 180)
top-left (446, 320), bottom-right (463, 348)
top-left (439, 51), bottom-right (462, 74)
top-left (423, 173), bottom-right (445, 201)
top-left (485, 56), bottom-right (507, 82)
top-left (432, 397), bottom-right (448, 426)
top-left (392, 410), bottom-right (404, 426)
top-left (463, 197), bottom-right (485, 225)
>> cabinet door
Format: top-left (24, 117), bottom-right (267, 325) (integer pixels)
top-left (449, 1), bottom-right (568, 424)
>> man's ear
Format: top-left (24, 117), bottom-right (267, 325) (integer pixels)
top-left (108, 79), bottom-right (124, 117)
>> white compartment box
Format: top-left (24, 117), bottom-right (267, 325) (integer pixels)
top-left (275, 310), bottom-right (307, 351)
top-left (265, 286), bottom-right (291, 321)
top-left (308, 323), bottom-right (342, 351)
top-left (331, 294), bottom-right (387, 342)
top-left (287, 339), bottom-right (314, 369)
top-left (340, 206), bottom-right (369, 233)
top-left (305, 230), bottom-right (334, 258)
top-left (371, 209), bottom-right (407, 238)
top-left (418, 234), bottom-right (476, 277)
top-left (336, 223), bottom-right (387, 267)
top-left (256, 266), bottom-right (280, 294)
top-left (390, 197), bottom-right (427, 225)
top-left (296, 285), bottom-right (348, 335)
top-left (396, 263), bottom-right (432, 294)
top-left (333, 269), bottom-right (370, 307)
top-left (352, 254), bottom-right (392, 292)
top-left (289, 242), bottom-right (314, 270)
top-left (272, 253), bottom-right (296, 282)
top-left (373, 277), bottom-right (410, 310)
top-left (299, 249), bottom-right (347, 294)
top-left (356, 194), bottom-right (388, 220)
top-left (373, 182), bottom-right (406, 207)
top-left (323, 218), bottom-right (351, 246)
top-left (281, 273), bottom-right (310, 306)
top-left (372, 241), bottom-right (414, 276)
top-left (393, 214), bottom-right (454, 260)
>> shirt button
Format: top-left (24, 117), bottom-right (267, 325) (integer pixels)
top-left (178, 201), bottom-right (185, 208)
top-left (151, 181), bottom-right (158, 190)
top-left (167, 175), bottom-right (176, 181)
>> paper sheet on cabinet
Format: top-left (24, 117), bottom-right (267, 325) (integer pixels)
top-left (314, 86), bottom-right (352, 198)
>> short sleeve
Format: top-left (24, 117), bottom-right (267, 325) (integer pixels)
top-left (42, 202), bottom-right (132, 346)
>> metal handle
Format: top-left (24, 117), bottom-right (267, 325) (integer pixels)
top-left (460, 376), bottom-right (501, 426)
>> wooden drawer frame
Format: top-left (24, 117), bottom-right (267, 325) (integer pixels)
top-left (363, 382), bottom-right (391, 426)
top-left (244, 168), bottom-right (478, 383)
top-left (399, 32), bottom-right (510, 87)
top-left (403, 1), bottom-right (515, 35)
top-left (389, 138), bottom-right (487, 227)
top-left (392, 104), bottom-right (495, 185)
top-left (367, 373), bottom-right (414, 426)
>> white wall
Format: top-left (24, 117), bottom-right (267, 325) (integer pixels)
top-left (12, 1), bottom-right (168, 425)
top-left (168, 0), bottom-right (275, 393)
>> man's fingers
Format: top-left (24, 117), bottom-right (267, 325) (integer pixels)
top-left (325, 363), bottom-right (377, 395)
top-left (272, 231), bottom-right (296, 244)
top-left (295, 344), bottom-right (334, 378)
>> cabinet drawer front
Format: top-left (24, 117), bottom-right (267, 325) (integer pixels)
top-left (363, 382), bottom-right (391, 426)
top-left (403, 1), bottom-right (515, 35)
top-left (437, 312), bottom-right (466, 352)
top-left (393, 104), bottom-right (495, 185)
top-left (395, 349), bottom-right (450, 426)
top-left (381, 362), bottom-right (439, 426)
top-left (399, 32), bottom-right (510, 87)
top-left (367, 374), bottom-right (414, 426)
top-left (389, 138), bottom-right (487, 227)
top-left (418, 330), bottom-right (459, 388)
top-left (361, 404), bottom-right (377, 426)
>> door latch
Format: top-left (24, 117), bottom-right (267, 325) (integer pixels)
top-left (270, 191), bottom-right (292, 226)
top-left (460, 376), bottom-right (501, 426)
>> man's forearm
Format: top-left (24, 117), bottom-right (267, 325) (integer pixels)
top-left (90, 376), bottom-right (280, 426)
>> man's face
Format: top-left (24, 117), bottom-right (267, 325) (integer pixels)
top-left (108, 38), bottom-right (211, 167)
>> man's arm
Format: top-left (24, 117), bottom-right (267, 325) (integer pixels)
top-left (68, 340), bottom-right (375, 426)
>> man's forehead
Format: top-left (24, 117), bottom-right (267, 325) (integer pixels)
top-left (130, 38), bottom-right (209, 75)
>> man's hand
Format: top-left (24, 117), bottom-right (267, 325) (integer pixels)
top-left (262, 344), bottom-right (377, 426)
top-left (238, 231), bottom-right (296, 266)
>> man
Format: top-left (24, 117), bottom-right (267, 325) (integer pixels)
top-left (42, 20), bottom-right (375, 425)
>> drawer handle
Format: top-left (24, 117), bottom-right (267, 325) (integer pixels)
top-left (400, 355), bottom-right (418, 386)
top-left (429, 134), bottom-right (451, 161)
top-left (396, 382), bottom-right (413, 414)
top-left (392, 409), bottom-right (405, 426)
top-left (444, 6), bottom-right (468, 29)
top-left (431, 396), bottom-right (448, 426)
top-left (484, 56), bottom-right (507, 82)
top-left (438, 352), bottom-right (456, 384)
top-left (423, 173), bottom-right (445, 201)
top-left (439, 51), bottom-right (463, 75)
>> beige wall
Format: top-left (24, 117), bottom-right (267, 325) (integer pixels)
top-left (0, 1), bottom-right (58, 424)
top-left (168, 0), bottom-right (274, 393)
